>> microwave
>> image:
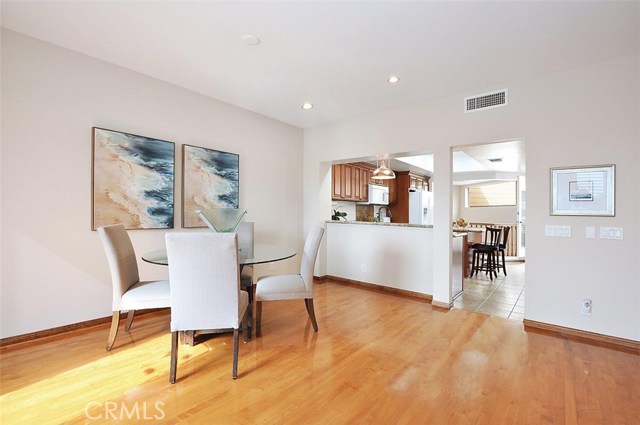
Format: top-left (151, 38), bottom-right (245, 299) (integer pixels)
top-left (358, 184), bottom-right (389, 205)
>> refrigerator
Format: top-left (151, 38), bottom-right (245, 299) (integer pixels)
top-left (409, 189), bottom-right (434, 225)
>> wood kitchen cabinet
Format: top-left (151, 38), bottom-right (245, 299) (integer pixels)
top-left (331, 162), bottom-right (380, 202)
top-left (332, 161), bottom-right (403, 203)
top-left (342, 164), bottom-right (353, 199)
top-left (332, 164), bottom-right (343, 199)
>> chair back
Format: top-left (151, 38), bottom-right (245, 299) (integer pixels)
top-left (300, 226), bottom-right (325, 291)
top-left (500, 226), bottom-right (511, 249)
top-left (98, 225), bottom-right (140, 306)
top-left (484, 227), bottom-right (502, 248)
top-left (165, 232), bottom-right (242, 332)
top-left (236, 222), bottom-right (254, 258)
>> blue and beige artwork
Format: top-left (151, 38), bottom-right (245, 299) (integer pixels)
top-left (92, 128), bottom-right (175, 230)
top-left (182, 144), bottom-right (239, 228)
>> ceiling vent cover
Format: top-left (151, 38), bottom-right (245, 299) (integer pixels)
top-left (465, 89), bottom-right (508, 113)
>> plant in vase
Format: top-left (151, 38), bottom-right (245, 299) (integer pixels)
top-left (332, 208), bottom-right (347, 221)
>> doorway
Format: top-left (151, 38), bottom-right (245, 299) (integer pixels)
top-left (450, 140), bottom-right (526, 320)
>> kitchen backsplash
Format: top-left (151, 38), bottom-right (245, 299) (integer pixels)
top-left (356, 205), bottom-right (375, 222)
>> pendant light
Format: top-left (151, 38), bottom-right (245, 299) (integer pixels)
top-left (371, 158), bottom-right (396, 180)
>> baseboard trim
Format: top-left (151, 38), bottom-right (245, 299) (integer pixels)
top-left (313, 275), bottom-right (329, 282)
top-left (0, 308), bottom-right (169, 349)
top-left (326, 275), bottom-right (433, 302)
top-left (523, 319), bottom-right (640, 354)
top-left (431, 300), bottom-right (453, 310)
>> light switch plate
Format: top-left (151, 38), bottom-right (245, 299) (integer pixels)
top-left (600, 227), bottom-right (623, 240)
top-left (545, 225), bottom-right (572, 237)
top-left (585, 226), bottom-right (595, 239)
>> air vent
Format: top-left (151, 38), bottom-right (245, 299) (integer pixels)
top-left (464, 89), bottom-right (508, 113)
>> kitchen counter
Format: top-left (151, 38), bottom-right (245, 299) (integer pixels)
top-left (326, 220), bottom-right (433, 229)
top-left (326, 220), bottom-right (434, 295)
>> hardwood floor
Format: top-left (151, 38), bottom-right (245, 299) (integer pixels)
top-left (1, 280), bottom-right (638, 424)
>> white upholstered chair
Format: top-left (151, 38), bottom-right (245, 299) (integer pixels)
top-left (236, 222), bottom-right (255, 301)
top-left (98, 224), bottom-right (170, 351)
top-left (255, 226), bottom-right (324, 336)
top-left (165, 232), bottom-right (249, 382)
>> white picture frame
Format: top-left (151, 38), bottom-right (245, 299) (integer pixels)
top-left (550, 164), bottom-right (615, 216)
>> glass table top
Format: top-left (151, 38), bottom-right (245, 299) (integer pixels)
top-left (142, 243), bottom-right (296, 266)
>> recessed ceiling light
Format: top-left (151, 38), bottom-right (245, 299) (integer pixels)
top-left (242, 34), bottom-right (260, 45)
top-left (302, 103), bottom-right (314, 110)
top-left (388, 75), bottom-right (400, 84)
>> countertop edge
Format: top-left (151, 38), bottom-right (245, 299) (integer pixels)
top-left (325, 220), bottom-right (433, 229)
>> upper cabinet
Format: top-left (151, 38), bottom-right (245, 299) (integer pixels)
top-left (409, 173), bottom-right (429, 191)
top-left (332, 162), bottom-right (393, 202)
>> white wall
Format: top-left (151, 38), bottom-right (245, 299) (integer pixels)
top-left (0, 30), bottom-right (304, 338)
top-left (452, 186), bottom-right (461, 221)
top-left (327, 223), bottom-right (434, 295)
top-left (304, 54), bottom-right (640, 341)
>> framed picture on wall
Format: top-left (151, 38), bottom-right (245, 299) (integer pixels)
top-left (92, 127), bottom-right (175, 230)
top-left (550, 164), bottom-right (615, 216)
top-left (182, 144), bottom-right (239, 228)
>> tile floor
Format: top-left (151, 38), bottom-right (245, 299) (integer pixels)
top-left (453, 261), bottom-right (525, 321)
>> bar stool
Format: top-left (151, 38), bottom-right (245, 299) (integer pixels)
top-left (496, 226), bottom-right (511, 276)
top-left (470, 227), bottom-right (502, 280)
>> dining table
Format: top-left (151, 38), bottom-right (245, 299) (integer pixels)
top-left (142, 242), bottom-right (296, 268)
top-left (142, 242), bottom-right (297, 344)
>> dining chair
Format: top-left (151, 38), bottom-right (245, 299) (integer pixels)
top-left (237, 222), bottom-right (255, 302)
top-left (470, 227), bottom-right (502, 280)
top-left (98, 224), bottom-right (171, 351)
top-left (165, 232), bottom-right (249, 382)
top-left (255, 226), bottom-right (324, 337)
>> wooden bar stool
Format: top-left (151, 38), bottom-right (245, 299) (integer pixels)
top-left (470, 227), bottom-right (502, 280)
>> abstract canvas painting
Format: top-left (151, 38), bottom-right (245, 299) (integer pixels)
top-left (92, 127), bottom-right (175, 230)
top-left (182, 144), bottom-right (239, 228)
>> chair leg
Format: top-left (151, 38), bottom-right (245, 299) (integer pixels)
top-left (256, 301), bottom-right (262, 337)
top-left (501, 250), bottom-right (507, 276)
top-left (305, 299), bottom-right (319, 332)
top-left (247, 300), bottom-right (253, 338)
top-left (470, 251), bottom-right (477, 277)
top-left (124, 310), bottom-right (135, 331)
top-left (170, 331), bottom-right (179, 384)
top-left (232, 329), bottom-right (239, 380)
top-left (242, 309), bottom-right (249, 343)
top-left (106, 311), bottom-right (120, 351)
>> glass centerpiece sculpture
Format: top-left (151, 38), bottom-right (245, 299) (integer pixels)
top-left (197, 208), bottom-right (247, 232)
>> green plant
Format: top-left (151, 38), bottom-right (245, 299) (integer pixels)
top-left (331, 209), bottom-right (347, 221)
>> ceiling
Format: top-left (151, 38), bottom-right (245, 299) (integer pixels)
top-left (2, 1), bottom-right (638, 129)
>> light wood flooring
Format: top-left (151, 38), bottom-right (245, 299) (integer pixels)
top-left (1, 280), bottom-right (638, 424)
top-left (454, 261), bottom-right (526, 320)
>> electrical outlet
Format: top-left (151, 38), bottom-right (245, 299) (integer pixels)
top-left (269, 262), bottom-right (274, 271)
top-left (361, 264), bottom-right (366, 273)
top-left (582, 299), bottom-right (592, 316)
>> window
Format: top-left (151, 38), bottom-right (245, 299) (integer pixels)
top-left (467, 181), bottom-right (516, 207)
